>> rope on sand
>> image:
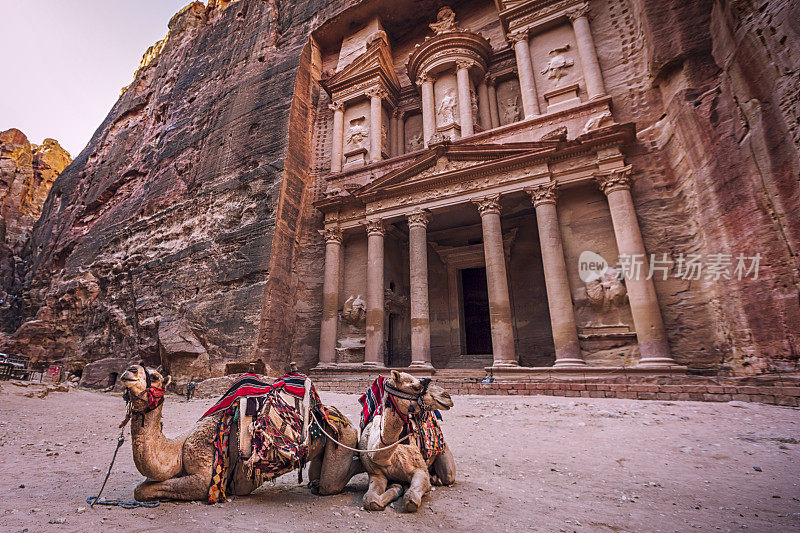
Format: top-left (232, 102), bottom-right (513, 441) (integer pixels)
top-left (86, 496), bottom-right (160, 509)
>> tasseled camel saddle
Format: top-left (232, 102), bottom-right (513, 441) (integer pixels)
top-left (202, 371), bottom-right (345, 503)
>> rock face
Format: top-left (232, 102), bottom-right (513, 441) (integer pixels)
top-left (2, 0), bottom-right (799, 379)
top-left (1, 129), bottom-right (71, 336)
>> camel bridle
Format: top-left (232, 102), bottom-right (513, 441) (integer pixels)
top-left (123, 364), bottom-right (165, 416)
top-left (384, 378), bottom-right (431, 412)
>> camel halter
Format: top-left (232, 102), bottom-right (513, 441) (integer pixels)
top-left (123, 365), bottom-right (165, 415)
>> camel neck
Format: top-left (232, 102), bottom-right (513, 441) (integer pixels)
top-left (129, 403), bottom-right (183, 480)
top-left (372, 404), bottom-right (408, 463)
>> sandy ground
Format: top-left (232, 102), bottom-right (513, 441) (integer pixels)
top-left (1, 382), bottom-right (799, 533)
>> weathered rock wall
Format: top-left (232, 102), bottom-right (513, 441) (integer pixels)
top-left (4, 0), bottom-right (357, 383)
top-left (0, 129), bottom-right (71, 336)
top-left (625, 0), bottom-right (800, 373)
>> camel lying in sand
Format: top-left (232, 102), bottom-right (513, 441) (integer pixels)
top-left (359, 371), bottom-right (456, 512)
top-left (119, 365), bottom-right (361, 501)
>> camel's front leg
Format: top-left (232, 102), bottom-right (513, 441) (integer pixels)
top-left (363, 474), bottom-right (404, 511)
top-left (430, 445), bottom-right (456, 486)
top-left (134, 473), bottom-right (211, 502)
top-left (402, 468), bottom-right (431, 513)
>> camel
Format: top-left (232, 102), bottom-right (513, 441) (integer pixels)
top-left (119, 365), bottom-right (362, 501)
top-left (359, 371), bottom-right (456, 512)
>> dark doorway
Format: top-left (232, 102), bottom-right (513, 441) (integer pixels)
top-left (460, 267), bottom-right (492, 355)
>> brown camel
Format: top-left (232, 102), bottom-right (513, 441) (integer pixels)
top-left (119, 365), bottom-right (362, 501)
top-left (359, 371), bottom-right (456, 512)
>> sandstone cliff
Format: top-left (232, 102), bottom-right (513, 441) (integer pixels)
top-left (0, 129), bottom-right (71, 336)
top-left (3, 0), bottom-right (798, 382)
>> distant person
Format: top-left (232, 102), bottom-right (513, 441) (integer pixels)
top-left (186, 381), bottom-right (196, 400)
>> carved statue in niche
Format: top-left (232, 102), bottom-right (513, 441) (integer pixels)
top-left (470, 89), bottom-right (479, 124)
top-left (580, 266), bottom-right (628, 327)
top-left (500, 95), bottom-right (521, 123)
top-left (381, 124), bottom-right (388, 152)
top-left (541, 44), bottom-right (574, 83)
top-left (429, 6), bottom-right (458, 34)
top-left (341, 295), bottom-right (366, 326)
top-left (408, 133), bottom-right (423, 151)
top-left (346, 116), bottom-right (369, 149)
top-left (437, 89), bottom-right (459, 125)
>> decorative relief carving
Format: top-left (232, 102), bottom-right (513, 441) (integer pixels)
top-left (408, 133), bottom-right (423, 151)
top-left (364, 218), bottom-right (385, 236)
top-left (507, 30), bottom-right (529, 45)
top-left (595, 165), bottom-right (633, 195)
top-left (500, 95), bottom-right (521, 124)
top-left (321, 226), bottom-right (343, 244)
top-left (585, 267), bottom-right (627, 312)
top-left (415, 71), bottom-right (434, 86)
top-left (407, 210), bottom-right (431, 228)
top-left (429, 6), bottom-right (458, 34)
top-left (341, 295), bottom-right (366, 326)
top-left (364, 87), bottom-right (387, 100)
top-left (581, 111), bottom-right (615, 134)
top-left (346, 116), bottom-right (369, 149)
top-left (541, 44), bottom-right (575, 82)
top-left (525, 182), bottom-right (558, 207)
top-left (328, 100), bottom-right (343, 112)
top-left (455, 59), bottom-right (475, 71)
top-left (437, 89), bottom-right (459, 126)
top-left (565, 4), bottom-right (591, 22)
top-left (472, 194), bottom-right (502, 216)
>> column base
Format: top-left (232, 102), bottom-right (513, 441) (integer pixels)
top-left (553, 358), bottom-right (587, 367)
top-left (491, 360), bottom-right (520, 368)
top-left (409, 361), bottom-right (434, 370)
top-left (312, 362), bottom-right (339, 371)
top-left (635, 357), bottom-right (680, 368)
top-left (361, 361), bottom-right (386, 368)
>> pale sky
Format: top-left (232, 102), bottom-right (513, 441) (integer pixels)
top-left (0, 0), bottom-right (192, 156)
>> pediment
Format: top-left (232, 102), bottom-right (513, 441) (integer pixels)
top-left (353, 141), bottom-right (558, 198)
top-left (321, 34), bottom-right (400, 98)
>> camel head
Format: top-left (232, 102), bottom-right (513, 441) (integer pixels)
top-left (120, 365), bottom-right (171, 412)
top-left (387, 370), bottom-right (453, 418)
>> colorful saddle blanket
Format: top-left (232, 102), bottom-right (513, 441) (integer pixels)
top-left (206, 372), bottom-right (344, 504)
top-left (358, 377), bottom-right (445, 462)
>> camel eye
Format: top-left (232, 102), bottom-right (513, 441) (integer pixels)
top-left (413, 383), bottom-right (423, 391)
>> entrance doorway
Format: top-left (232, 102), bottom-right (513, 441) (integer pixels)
top-left (460, 267), bottom-right (492, 355)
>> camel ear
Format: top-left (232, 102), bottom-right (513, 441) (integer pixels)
top-left (163, 375), bottom-right (172, 388)
top-left (390, 370), bottom-right (401, 384)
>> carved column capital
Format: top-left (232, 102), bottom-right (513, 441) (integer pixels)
top-left (595, 165), bottom-right (633, 195)
top-left (364, 218), bottom-right (386, 236)
top-left (565, 4), bottom-right (591, 22)
top-left (407, 210), bottom-right (431, 229)
top-left (321, 226), bottom-right (343, 244)
top-left (328, 100), bottom-right (344, 112)
top-left (455, 59), bottom-right (475, 71)
top-left (507, 29), bottom-right (529, 45)
top-left (365, 87), bottom-right (387, 100)
top-left (472, 194), bottom-right (502, 216)
top-left (525, 182), bottom-right (558, 207)
top-left (416, 71), bottom-right (434, 86)
top-left (484, 74), bottom-right (496, 87)
top-left (393, 108), bottom-right (405, 120)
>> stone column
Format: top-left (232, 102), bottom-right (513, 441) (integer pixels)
top-left (364, 219), bottom-right (386, 367)
top-left (418, 72), bottom-right (436, 146)
top-left (456, 60), bottom-right (475, 137)
top-left (407, 210), bottom-right (433, 368)
top-left (525, 183), bottom-right (585, 366)
top-left (394, 109), bottom-right (405, 156)
top-left (390, 110), bottom-right (400, 156)
top-left (366, 87), bottom-right (385, 163)
top-left (472, 195), bottom-right (518, 366)
top-left (567, 5), bottom-right (606, 99)
top-left (477, 76), bottom-right (491, 130)
top-left (486, 75), bottom-right (500, 128)
top-left (317, 226), bottom-right (342, 367)
top-left (329, 101), bottom-right (344, 173)
top-left (508, 30), bottom-right (540, 118)
top-left (596, 166), bottom-right (674, 367)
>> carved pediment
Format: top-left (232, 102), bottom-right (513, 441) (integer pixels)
top-left (321, 32), bottom-right (401, 102)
